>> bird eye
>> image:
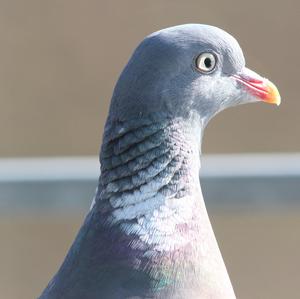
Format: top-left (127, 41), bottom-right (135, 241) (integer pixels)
top-left (195, 52), bottom-right (217, 73)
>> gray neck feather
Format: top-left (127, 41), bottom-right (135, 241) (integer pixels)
top-left (90, 112), bottom-right (236, 297)
top-left (96, 113), bottom-right (204, 251)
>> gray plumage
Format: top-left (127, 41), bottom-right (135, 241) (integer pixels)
top-left (39, 24), bottom-right (279, 299)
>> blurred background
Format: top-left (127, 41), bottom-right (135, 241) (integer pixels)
top-left (0, 1), bottom-right (299, 298)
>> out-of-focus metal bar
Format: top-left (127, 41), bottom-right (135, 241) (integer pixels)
top-left (0, 154), bottom-right (299, 213)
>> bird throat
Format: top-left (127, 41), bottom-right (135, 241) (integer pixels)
top-left (98, 112), bottom-right (205, 249)
top-left (94, 112), bottom-right (217, 293)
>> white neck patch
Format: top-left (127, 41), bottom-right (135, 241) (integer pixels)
top-left (98, 116), bottom-right (204, 252)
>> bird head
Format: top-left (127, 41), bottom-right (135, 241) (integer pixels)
top-left (109, 24), bottom-right (280, 127)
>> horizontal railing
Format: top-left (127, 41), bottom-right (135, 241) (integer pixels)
top-left (1, 154), bottom-right (299, 213)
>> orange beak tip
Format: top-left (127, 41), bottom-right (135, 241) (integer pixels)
top-left (265, 79), bottom-right (281, 106)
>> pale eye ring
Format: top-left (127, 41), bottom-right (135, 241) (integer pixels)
top-left (195, 52), bottom-right (217, 73)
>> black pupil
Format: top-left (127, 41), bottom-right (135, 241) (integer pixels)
top-left (204, 57), bottom-right (212, 68)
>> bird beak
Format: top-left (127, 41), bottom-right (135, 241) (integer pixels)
top-left (232, 67), bottom-right (281, 106)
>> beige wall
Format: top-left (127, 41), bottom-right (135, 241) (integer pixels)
top-left (0, 0), bottom-right (298, 157)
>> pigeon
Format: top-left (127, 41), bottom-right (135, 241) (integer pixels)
top-left (39, 24), bottom-right (280, 299)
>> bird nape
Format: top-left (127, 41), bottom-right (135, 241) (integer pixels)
top-left (39, 24), bottom-right (280, 299)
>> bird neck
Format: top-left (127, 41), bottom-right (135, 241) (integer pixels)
top-left (92, 112), bottom-right (235, 298)
top-left (98, 112), bottom-right (204, 247)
